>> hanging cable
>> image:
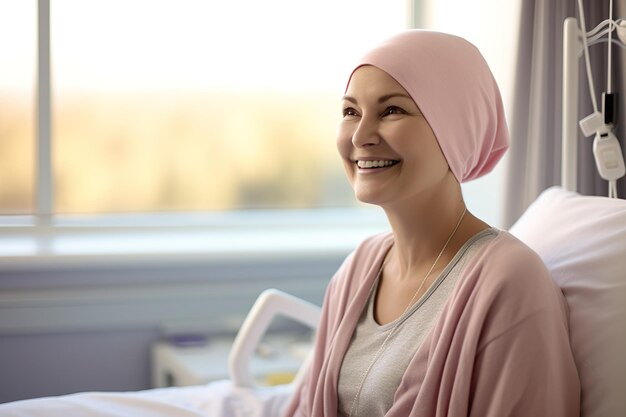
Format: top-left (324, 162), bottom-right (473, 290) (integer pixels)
top-left (608, 180), bottom-right (617, 198)
top-left (607, 0), bottom-right (614, 94)
top-left (577, 0), bottom-right (599, 113)
top-left (576, 0), bottom-right (624, 198)
top-left (587, 18), bottom-right (612, 38)
top-left (588, 38), bottom-right (626, 50)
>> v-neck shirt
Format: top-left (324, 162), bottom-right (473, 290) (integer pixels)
top-left (337, 227), bottom-right (499, 417)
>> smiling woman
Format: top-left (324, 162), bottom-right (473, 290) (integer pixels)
top-left (337, 66), bottom-right (449, 207)
top-left (285, 29), bottom-right (579, 417)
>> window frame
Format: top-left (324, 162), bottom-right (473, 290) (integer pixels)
top-left (36, 0), bottom-right (53, 228)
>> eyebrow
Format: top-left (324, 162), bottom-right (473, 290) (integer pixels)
top-left (342, 93), bottom-right (413, 104)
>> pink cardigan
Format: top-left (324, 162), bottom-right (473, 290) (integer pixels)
top-left (284, 231), bottom-right (580, 417)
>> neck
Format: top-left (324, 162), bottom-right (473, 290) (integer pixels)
top-left (381, 173), bottom-right (488, 281)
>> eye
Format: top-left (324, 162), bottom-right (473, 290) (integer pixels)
top-left (382, 106), bottom-right (406, 117)
top-left (342, 107), bottom-right (359, 118)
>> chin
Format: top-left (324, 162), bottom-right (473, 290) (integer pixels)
top-left (354, 189), bottom-right (389, 206)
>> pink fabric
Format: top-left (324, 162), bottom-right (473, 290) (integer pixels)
top-left (346, 30), bottom-right (509, 183)
top-left (284, 231), bottom-right (580, 417)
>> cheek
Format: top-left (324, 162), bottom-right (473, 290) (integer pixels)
top-left (335, 124), bottom-right (353, 159)
top-left (336, 125), bottom-right (357, 184)
top-left (421, 132), bottom-right (450, 176)
top-left (400, 125), bottom-right (449, 179)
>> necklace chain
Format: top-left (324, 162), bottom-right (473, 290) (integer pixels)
top-left (347, 206), bottom-right (467, 417)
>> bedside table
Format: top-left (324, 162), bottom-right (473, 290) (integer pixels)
top-left (151, 333), bottom-right (312, 388)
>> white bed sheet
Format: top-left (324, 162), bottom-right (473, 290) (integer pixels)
top-left (0, 380), bottom-right (293, 417)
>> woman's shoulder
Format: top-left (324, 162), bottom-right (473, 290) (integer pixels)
top-left (477, 230), bottom-right (550, 278)
top-left (329, 231), bottom-right (394, 293)
top-left (448, 230), bottom-right (572, 357)
top-left (342, 230), bottom-right (393, 270)
top-left (465, 229), bottom-right (565, 312)
top-left (353, 230), bottom-right (394, 257)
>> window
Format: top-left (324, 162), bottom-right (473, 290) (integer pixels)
top-left (0, 0), bottom-right (519, 238)
top-left (1, 0), bottom-right (408, 216)
top-left (0, 0), bottom-right (36, 215)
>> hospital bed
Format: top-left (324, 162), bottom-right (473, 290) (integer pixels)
top-left (2, 17), bottom-right (626, 417)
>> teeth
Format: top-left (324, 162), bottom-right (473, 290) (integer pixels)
top-left (356, 160), bottom-right (398, 169)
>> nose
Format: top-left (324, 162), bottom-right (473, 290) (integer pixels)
top-left (351, 116), bottom-right (380, 148)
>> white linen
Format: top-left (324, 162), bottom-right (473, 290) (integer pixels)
top-left (0, 380), bottom-right (293, 417)
top-left (509, 186), bottom-right (626, 417)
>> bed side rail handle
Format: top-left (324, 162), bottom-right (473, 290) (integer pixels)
top-left (228, 289), bottom-right (321, 388)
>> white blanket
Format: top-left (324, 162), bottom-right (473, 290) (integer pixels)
top-left (0, 380), bottom-right (293, 417)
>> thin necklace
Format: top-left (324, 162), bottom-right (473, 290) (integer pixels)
top-left (347, 206), bottom-right (467, 417)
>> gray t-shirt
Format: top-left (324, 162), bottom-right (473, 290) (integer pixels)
top-left (337, 228), bottom-right (498, 417)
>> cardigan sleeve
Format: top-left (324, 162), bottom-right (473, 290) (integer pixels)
top-left (468, 307), bottom-right (580, 417)
top-left (282, 233), bottom-right (393, 417)
top-left (466, 238), bottom-right (580, 417)
top-left (282, 251), bottom-right (356, 417)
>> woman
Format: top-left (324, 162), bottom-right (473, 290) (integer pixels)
top-left (284, 31), bottom-right (580, 417)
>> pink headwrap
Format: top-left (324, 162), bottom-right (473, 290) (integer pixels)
top-left (347, 30), bottom-right (510, 183)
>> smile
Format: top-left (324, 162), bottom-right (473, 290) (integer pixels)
top-left (356, 160), bottom-right (400, 169)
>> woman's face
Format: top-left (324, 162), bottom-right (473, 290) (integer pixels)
top-left (337, 65), bottom-right (450, 207)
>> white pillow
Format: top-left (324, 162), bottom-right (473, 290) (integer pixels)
top-left (509, 186), bottom-right (626, 417)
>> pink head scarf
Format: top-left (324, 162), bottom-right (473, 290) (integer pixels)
top-left (347, 30), bottom-right (509, 183)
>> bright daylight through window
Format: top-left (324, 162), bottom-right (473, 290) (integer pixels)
top-left (0, 0), bottom-right (407, 216)
top-left (0, 1), bottom-right (36, 215)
